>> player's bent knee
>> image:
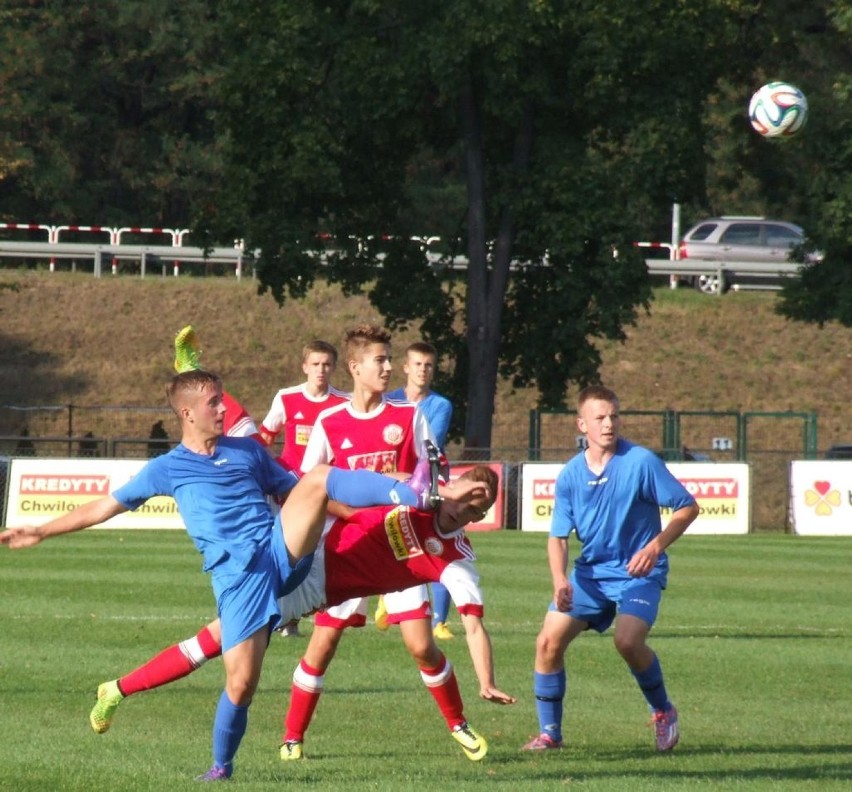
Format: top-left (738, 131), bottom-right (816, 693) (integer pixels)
top-left (536, 632), bottom-right (566, 664)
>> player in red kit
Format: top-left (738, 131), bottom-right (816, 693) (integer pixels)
top-left (280, 325), bottom-right (494, 762)
top-left (259, 340), bottom-right (348, 473)
top-left (259, 339), bottom-right (348, 637)
top-left (279, 464), bottom-right (515, 764)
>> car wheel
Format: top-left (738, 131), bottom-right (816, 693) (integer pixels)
top-left (693, 273), bottom-right (725, 295)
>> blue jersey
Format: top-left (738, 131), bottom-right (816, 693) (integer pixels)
top-left (386, 388), bottom-right (453, 450)
top-left (550, 438), bottom-right (695, 585)
top-left (113, 436), bottom-right (299, 576)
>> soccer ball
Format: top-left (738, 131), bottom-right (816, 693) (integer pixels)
top-left (748, 82), bottom-right (808, 138)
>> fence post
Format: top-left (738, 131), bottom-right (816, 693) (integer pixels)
top-left (805, 412), bottom-right (818, 459)
top-left (528, 409), bottom-right (540, 461)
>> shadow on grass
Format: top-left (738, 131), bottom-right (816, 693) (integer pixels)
top-left (486, 742), bottom-right (852, 783)
top-left (654, 630), bottom-right (847, 640)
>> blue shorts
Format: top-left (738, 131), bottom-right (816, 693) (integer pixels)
top-left (548, 573), bottom-right (663, 633)
top-left (212, 518), bottom-right (314, 652)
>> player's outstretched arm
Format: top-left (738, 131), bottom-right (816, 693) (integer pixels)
top-left (459, 612), bottom-right (517, 705)
top-left (0, 495), bottom-right (127, 549)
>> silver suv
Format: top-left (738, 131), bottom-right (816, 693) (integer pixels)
top-left (677, 217), bottom-right (809, 294)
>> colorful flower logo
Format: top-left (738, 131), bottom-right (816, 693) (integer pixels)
top-left (803, 481), bottom-right (841, 516)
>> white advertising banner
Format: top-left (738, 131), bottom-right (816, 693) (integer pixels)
top-left (519, 461), bottom-right (750, 534)
top-left (789, 460), bottom-right (852, 536)
top-left (3, 458), bottom-right (185, 530)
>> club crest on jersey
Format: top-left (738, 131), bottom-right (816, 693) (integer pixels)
top-left (382, 424), bottom-right (404, 446)
top-left (384, 508), bottom-right (424, 560)
top-left (424, 537), bottom-right (444, 556)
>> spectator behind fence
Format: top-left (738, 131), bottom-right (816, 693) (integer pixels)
top-left (78, 431), bottom-right (100, 458)
top-left (147, 420), bottom-right (170, 458)
top-left (14, 428), bottom-right (36, 457)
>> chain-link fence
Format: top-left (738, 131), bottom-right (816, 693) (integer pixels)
top-left (0, 403), bottom-right (830, 531)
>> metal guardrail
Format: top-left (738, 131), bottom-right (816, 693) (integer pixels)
top-left (644, 257), bottom-right (803, 293)
top-left (0, 240), bottom-right (253, 278)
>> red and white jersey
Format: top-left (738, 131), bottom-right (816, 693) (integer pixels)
top-left (276, 505), bottom-right (484, 626)
top-left (260, 384), bottom-right (348, 472)
top-left (301, 398), bottom-right (433, 474)
top-left (222, 391), bottom-right (261, 442)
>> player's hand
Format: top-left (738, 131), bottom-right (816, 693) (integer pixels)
top-left (626, 544), bottom-right (660, 577)
top-left (553, 581), bottom-right (573, 611)
top-left (438, 478), bottom-right (490, 503)
top-left (479, 686), bottom-right (517, 705)
top-left (0, 527), bottom-right (43, 549)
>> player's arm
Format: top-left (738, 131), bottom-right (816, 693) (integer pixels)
top-left (0, 495), bottom-right (128, 549)
top-left (459, 611), bottom-right (516, 705)
top-left (547, 535), bottom-right (572, 611)
top-left (627, 501), bottom-right (699, 577)
top-left (258, 427), bottom-right (277, 446)
top-left (428, 399), bottom-right (452, 450)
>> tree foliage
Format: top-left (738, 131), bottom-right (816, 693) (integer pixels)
top-left (0, 1), bottom-right (849, 451)
top-left (0, 0), bottom-right (224, 225)
top-left (213, 0), bottom-right (758, 451)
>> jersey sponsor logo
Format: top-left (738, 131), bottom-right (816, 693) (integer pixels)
top-left (382, 424), bottom-right (404, 446)
top-left (424, 536), bottom-right (444, 556)
top-left (347, 450), bottom-right (398, 473)
top-left (295, 424), bottom-right (312, 446)
top-left (384, 508), bottom-right (424, 560)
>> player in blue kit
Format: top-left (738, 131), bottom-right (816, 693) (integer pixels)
top-left (522, 385), bottom-right (699, 754)
top-left (385, 341), bottom-right (456, 639)
top-left (0, 369), bottom-right (456, 781)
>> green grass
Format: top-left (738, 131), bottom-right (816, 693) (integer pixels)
top-left (1, 531), bottom-right (850, 791)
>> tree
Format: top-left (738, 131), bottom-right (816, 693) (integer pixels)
top-left (215, 1), bottom-right (747, 454)
top-left (0, 0), bottom-right (225, 226)
top-left (774, 0), bottom-right (852, 326)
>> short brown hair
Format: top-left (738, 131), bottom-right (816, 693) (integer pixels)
top-left (405, 341), bottom-right (437, 359)
top-left (577, 384), bottom-right (618, 412)
top-left (166, 370), bottom-right (221, 414)
top-left (457, 465), bottom-right (499, 510)
top-left (302, 340), bottom-right (338, 365)
top-left (343, 324), bottom-right (392, 363)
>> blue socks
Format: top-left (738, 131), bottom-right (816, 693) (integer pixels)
top-left (431, 582), bottom-right (452, 625)
top-left (212, 690), bottom-right (248, 770)
top-left (631, 653), bottom-right (670, 712)
top-left (326, 468), bottom-right (417, 507)
top-left (533, 669), bottom-right (566, 742)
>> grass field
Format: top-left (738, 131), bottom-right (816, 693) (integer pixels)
top-left (1, 530), bottom-right (849, 791)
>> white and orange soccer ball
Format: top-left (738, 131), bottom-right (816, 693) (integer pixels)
top-left (748, 82), bottom-right (808, 139)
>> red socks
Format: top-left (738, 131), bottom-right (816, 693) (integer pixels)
top-left (419, 654), bottom-right (465, 729)
top-left (283, 660), bottom-right (325, 742)
top-left (118, 625), bottom-right (222, 696)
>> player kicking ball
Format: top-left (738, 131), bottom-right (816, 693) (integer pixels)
top-left (0, 370), bottom-right (489, 781)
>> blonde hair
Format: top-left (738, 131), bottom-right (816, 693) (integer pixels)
top-left (343, 324), bottom-right (392, 364)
